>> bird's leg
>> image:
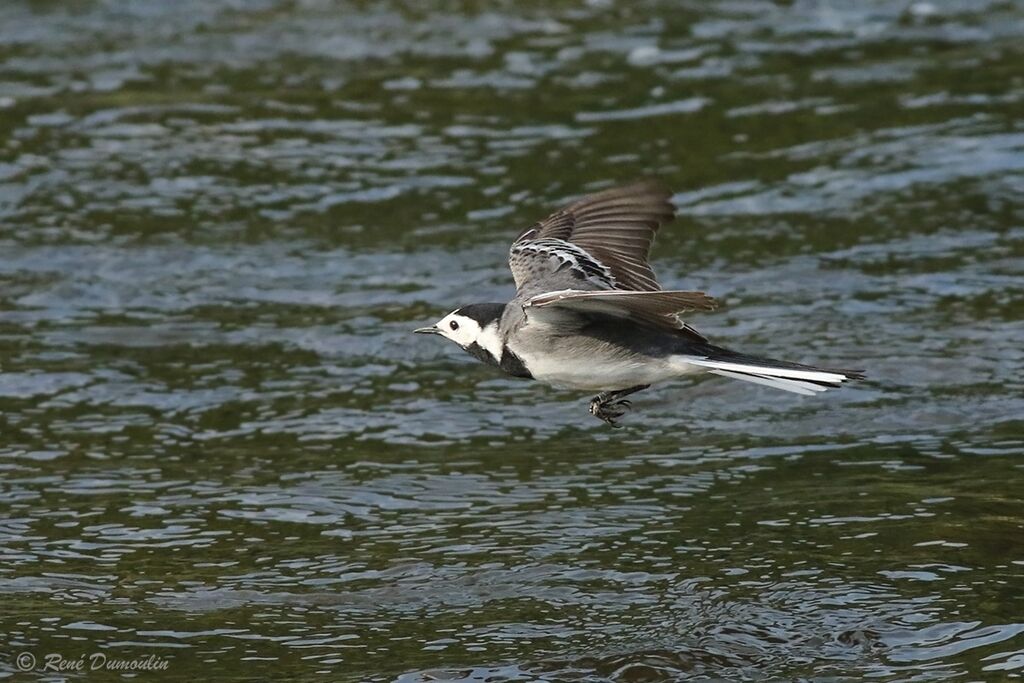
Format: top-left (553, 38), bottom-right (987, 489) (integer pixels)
top-left (589, 384), bottom-right (650, 426)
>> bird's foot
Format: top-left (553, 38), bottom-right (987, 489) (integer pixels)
top-left (589, 396), bottom-right (632, 427)
top-left (588, 385), bottom-right (649, 427)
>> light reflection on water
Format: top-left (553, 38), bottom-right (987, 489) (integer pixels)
top-left (2, 0), bottom-right (1024, 680)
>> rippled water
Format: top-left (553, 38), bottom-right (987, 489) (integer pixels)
top-left (2, 0), bottom-right (1023, 680)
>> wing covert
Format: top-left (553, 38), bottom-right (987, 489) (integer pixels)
top-left (525, 288), bottom-right (716, 338)
top-left (509, 180), bottom-right (675, 295)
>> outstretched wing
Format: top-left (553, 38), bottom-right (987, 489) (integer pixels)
top-left (526, 288), bottom-right (717, 338)
top-left (508, 180), bottom-right (675, 296)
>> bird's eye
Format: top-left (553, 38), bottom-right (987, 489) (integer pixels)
top-left (449, 320), bottom-right (459, 331)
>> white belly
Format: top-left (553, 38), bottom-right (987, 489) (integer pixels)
top-left (518, 350), bottom-right (698, 391)
top-left (504, 313), bottom-right (705, 391)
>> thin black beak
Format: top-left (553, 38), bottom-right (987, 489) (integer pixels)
top-left (414, 326), bottom-right (441, 335)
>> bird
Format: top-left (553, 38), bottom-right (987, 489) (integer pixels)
top-left (414, 180), bottom-right (863, 425)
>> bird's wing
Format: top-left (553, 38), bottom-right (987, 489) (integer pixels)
top-left (525, 288), bottom-right (717, 338)
top-left (508, 180), bottom-right (675, 296)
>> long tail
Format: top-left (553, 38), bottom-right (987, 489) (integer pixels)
top-left (680, 345), bottom-right (864, 396)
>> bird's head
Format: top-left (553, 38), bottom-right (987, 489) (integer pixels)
top-left (414, 302), bottom-right (506, 363)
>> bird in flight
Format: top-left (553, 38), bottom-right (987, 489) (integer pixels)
top-left (415, 180), bottom-right (863, 425)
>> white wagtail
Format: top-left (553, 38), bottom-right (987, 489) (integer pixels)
top-left (415, 180), bottom-right (863, 425)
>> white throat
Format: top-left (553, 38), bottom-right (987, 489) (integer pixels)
top-left (476, 321), bottom-right (504, 362)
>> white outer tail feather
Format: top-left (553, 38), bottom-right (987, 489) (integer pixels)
top-left (708, 369), bottom-right (828, 396)
top-left (682, 358), bottom-right (855, 396)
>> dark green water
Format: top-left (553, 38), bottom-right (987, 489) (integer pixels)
top-left (2, 1), bottom-right (1023, 681)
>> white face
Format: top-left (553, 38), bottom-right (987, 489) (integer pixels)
top-left (417, 309), bottom-right (505, 363)
top-left (434, 311), bottom-right (483, 348)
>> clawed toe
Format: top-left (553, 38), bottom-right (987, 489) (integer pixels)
top-left (589, 399), bottom-right (631, 426)
top-left (587, 385), bottom-right (649, 427)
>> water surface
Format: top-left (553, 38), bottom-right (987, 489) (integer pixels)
top-left (1, 0), bottom-right (1023, 680)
